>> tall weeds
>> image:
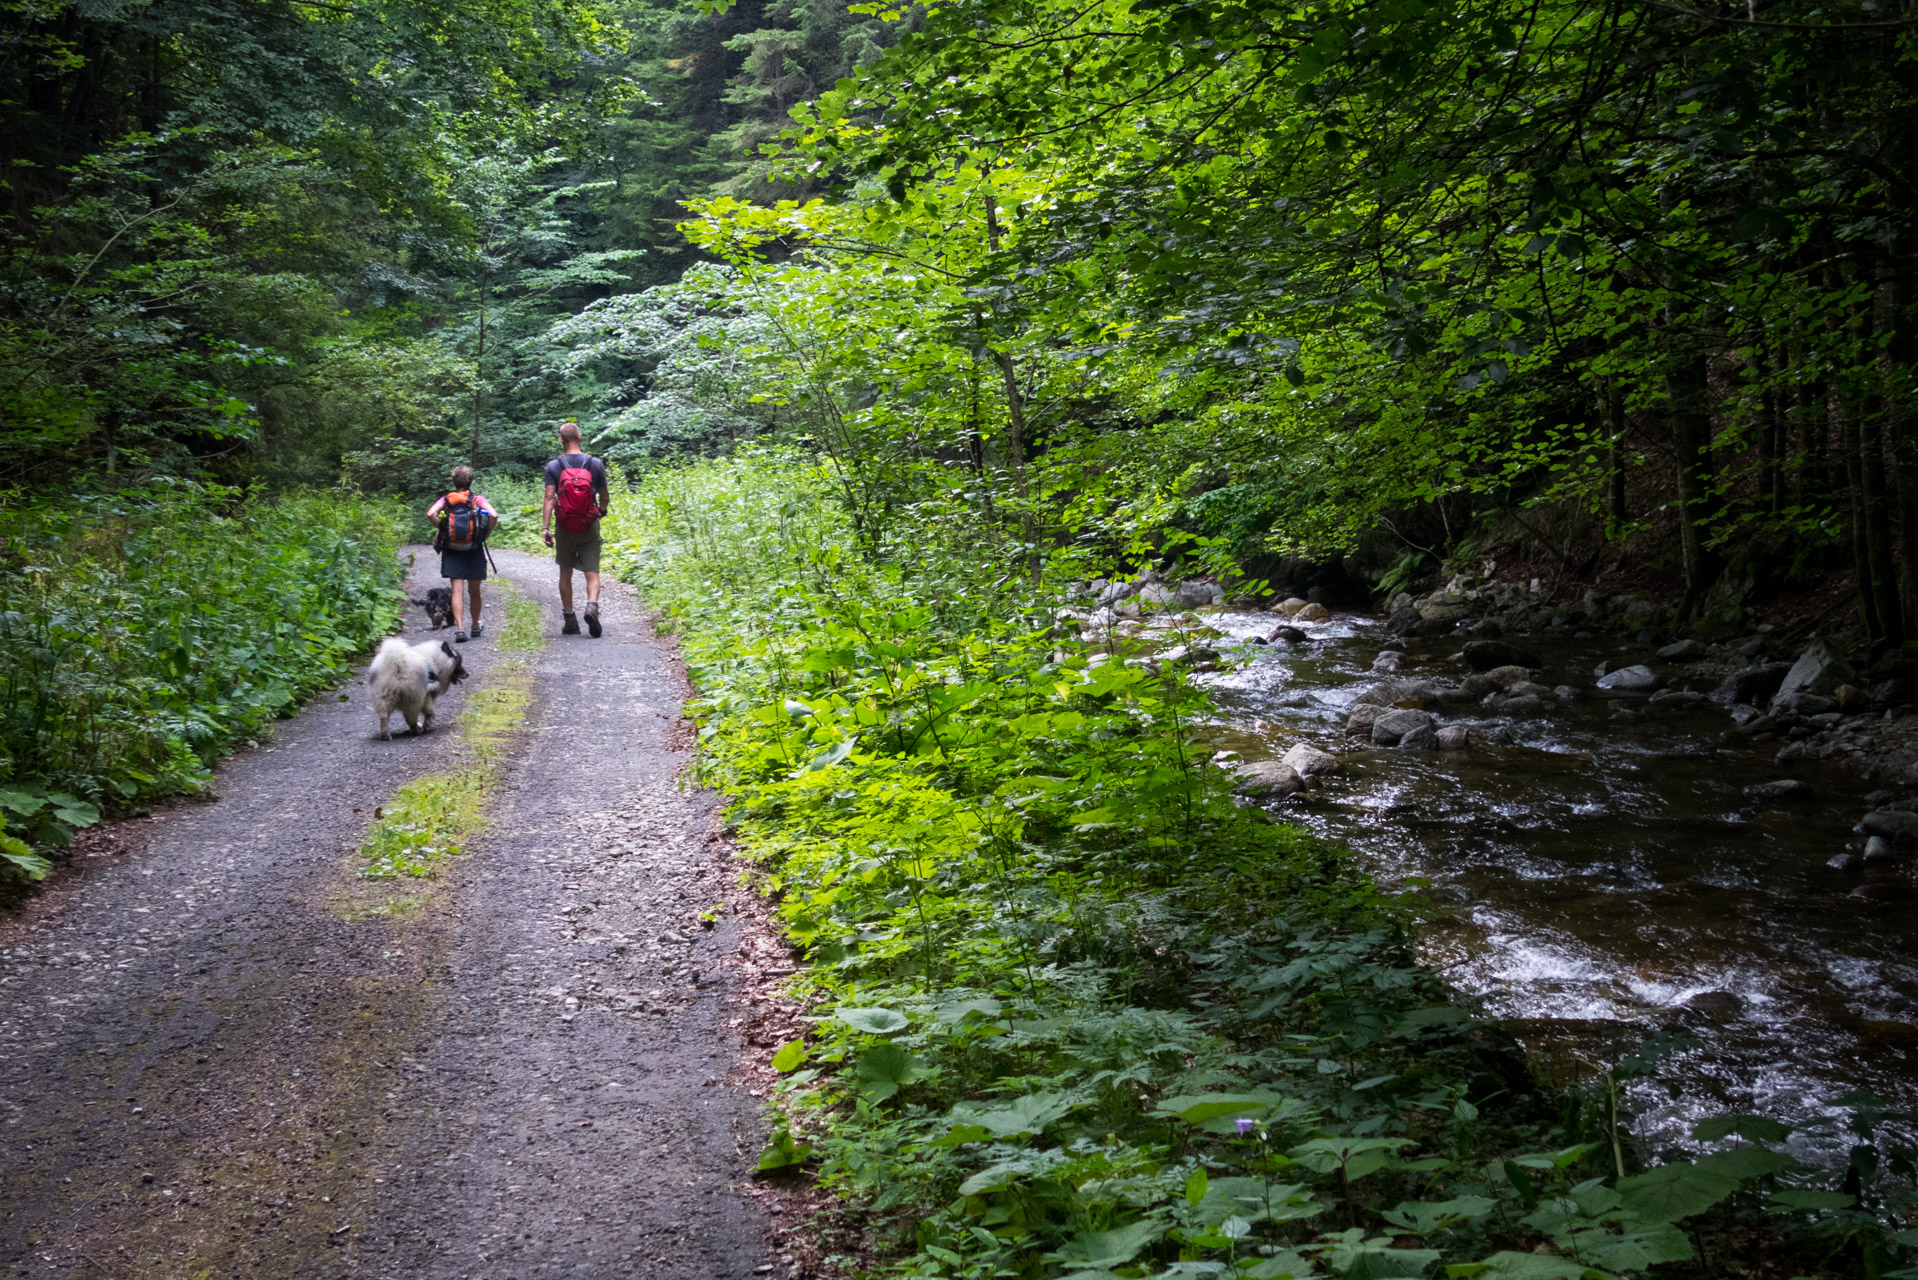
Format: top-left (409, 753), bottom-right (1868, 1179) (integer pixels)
top-left (0, 485), bottom-right (403, 879)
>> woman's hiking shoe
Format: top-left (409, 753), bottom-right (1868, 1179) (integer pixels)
top-left (562, 611), bottom-right (580, 635)
top-left (455, 629), bottom-right (469, 643)
top-left (470, 620), bottom-right (483, 639)
top-left (585, 600), bottom-right (602, 638)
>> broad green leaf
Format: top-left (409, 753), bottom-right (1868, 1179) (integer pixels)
top-left (1571, 1222), bottom-right (1694, 1270)
top-left (1381, 1196), bottom-right (1497, 1234)
top-left (1694, 1145), bottom-right (1794, 1181)
top-left (1184, 1166), bottom-right (1208, 1207)
top-left (1289, 1136), bottom-right (1411, 1181)
top-left (1048, 1218), bottom-right (1164, 1268)
top-left (1450, 1253), bottom-right (1585, 1279)
top-left (1156, 1092), bottom-right (1295, 1125)
top-left (836, 1006), bottom-right (908, 1034)
top-left (769, 1040), bottom-right (807, 1073)
top-left (946, 1090), bottom-right (1079, 1140)
top-left (1766, 1189), bottom-right (1855, 1212)
top-left (1692, 1114), bottom-right (1791, 1145)
top-left (755, 1128), bottom-right (811, 1172)
top-left (1616, 1162), bottom-right (1741, 1223)
top-left (855, 1040), bottom-right (916, 1102)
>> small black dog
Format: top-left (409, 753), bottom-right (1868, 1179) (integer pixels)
top-left (412, 587), bottom-right (455, 630)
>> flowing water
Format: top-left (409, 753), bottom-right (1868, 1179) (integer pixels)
top-left (1198, 610), bottom-right (1918, 1163)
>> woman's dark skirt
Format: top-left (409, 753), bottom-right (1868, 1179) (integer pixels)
top-left (440, 546), bottom-right (488, 581)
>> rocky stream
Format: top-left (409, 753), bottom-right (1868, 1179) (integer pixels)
top-left (1065, 571), bottom-right (1918, 1166)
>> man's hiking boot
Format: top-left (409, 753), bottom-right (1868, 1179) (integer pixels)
top-left (470, 620), bottom-right (483, 639)
top-left (584, 600), bottom-right (602, 638)
top-left (562, 611), bottom-right (580, 635)
top-left (455, 629), bottom-right (469, 643)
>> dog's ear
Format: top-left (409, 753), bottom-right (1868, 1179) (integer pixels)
top-left (441, 641), bottom-right (456, 660)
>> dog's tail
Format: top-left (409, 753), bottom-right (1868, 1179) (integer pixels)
top-left (410, 597), bottom-right (430, 606)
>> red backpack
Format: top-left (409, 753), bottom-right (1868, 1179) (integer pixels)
top-left (554, 453), bottom-right (599, 534)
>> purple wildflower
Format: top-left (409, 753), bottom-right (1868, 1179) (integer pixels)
top-left (1235, 1117), bottom-right (1255, 1136)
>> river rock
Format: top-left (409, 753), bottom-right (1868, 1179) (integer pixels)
top-left (1657, 639), bottom-right (1709, 661)
top-left (1296, 602), bottom-right (1333, 623)
top-left (1774, 691), bottom-right (1836, 716)
top-left (1096, 579), bottom-right (1136, 607)
top-left (1597, 664), bottom-right (1660, 692)
top-left (1372, 708), bottom-right (1436, 746)
top-left (1373, 650), bottom-right (1405, 671)
top-left (1138, 583), bottom-right (1176, 605)
top-left (1274, 597), bottom-right (1309, 616)
top-left (1385, 604), bottom-right (1422, 636)
top-left (1462, 672), bottom-right (1500, 698)
top-left (1280, 743), bottom-right (1341, 777)
top-left (1462, 639), bottom-right (1542, 671)
top-left (1351, 682), bottom-right (1396, 708)
top-left (1435, 724), bottom-right (1471, 750)
top-left (1828, 850), bottom-right (1863, 871)
top-left (1174, 580), bottom-right (1223, 608)
top-left (1269, 625), bottom-right (1307, 644)
top-left (1834, 683), bottom-right (1871, 714)
top-left (1776, 638), bottom-right (1856, 703)
top-left (1234, 760), bottom-right (1304, 798)
top-left (1682, 990), bottom-right (1742, 1021)
top-left (1719, 663), bottom-right (1792, 706)
top-left (1434, 685), bottom-right (1480, 706)
top-left (1746, 778), bottom-right (1813, 802)
top-left (1861, 809), bottom-right (1918, 843)
top-left (1346, 704), bottom-right (1386, 735)
top-left (1495, 693), bottom-right (1547, 718)
top-left (1469, 617), bottom-right (1504, 637)
top-left (1553, 685), bottom-right (1578, 702)
top-left (1864, 835), bottom-right (1900, 865)
top-left (1485, 664), bottom-right (1532, 689)
top-left (1647, 689), bottom-right (1707, 713)
top-left (1874, 677), bottom-right (1918, 707)
top-left (1508, 680), bottom-right (1555, 698)
top-left (1399, 722), bottom-right (1440, 750)
top-left (1115, 601), bottom-right (1142, 619)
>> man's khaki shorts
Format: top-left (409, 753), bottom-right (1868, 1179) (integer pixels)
top-left (554, 526), bottom-right (601, 573)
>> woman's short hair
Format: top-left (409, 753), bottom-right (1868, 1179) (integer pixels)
top-left (451, 465), bottom-right (474, 489)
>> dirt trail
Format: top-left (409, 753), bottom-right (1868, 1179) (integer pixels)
top-left (0, 548), bottom-right (777, 1278)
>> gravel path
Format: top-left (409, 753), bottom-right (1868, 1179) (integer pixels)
top-left (0, 548), bottom-right (775, 1279)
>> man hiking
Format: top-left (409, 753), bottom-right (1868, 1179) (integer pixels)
top-left (542, 421), bottom-right (609, 637)
top-left (426, 465), bottom-right (497, 643)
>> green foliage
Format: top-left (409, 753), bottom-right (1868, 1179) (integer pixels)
top-left (0, 486), bottom-right (403, 886)
top-left (605, 452), bottom-right (1918, 1277)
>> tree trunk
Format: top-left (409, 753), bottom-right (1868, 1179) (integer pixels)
top-left (1665, 351), bottom-right (1720, 619)
top-left (1597, 380), bottom-right (1627, 535)
top-left (1839, 398), bottom-right (1889, 642)
top-left (1857, 392), bottom-right (1903, 644)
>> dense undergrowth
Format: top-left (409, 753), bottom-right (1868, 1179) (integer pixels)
top-left (604, 452), bottom-right (1918, 1280)
top-left (0, 486), bottom-right (404, 882)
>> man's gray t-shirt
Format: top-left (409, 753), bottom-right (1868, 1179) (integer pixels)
top-left (544, 453), bottom-right (608, 501)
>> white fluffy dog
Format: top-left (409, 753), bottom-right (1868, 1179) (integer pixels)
top-left (368, 637), bottom-right (467, 740)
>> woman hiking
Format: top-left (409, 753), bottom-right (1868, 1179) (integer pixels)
top-left (426, 465), bottom-right (497, 643)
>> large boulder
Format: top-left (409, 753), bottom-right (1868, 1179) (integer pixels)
top-left (1173, 580), bottom-right (1223, 608)
top-left (1296, 602), bottom-right (1333, 623)
top-left (1350, 682), bottom-right (1396, 708)
top-left (1138, 583), bottom-right (1176, 605)
top-left (1597, 664), bottom-right (1661, 692)
top-left (1269, 625), bottom-right (1308, 645)
top-left (1647, 689), bottom-right (1708, 713)
top-left (1096, 579), bottom-right (1136, 607)
top-left (1435, 724), bottom-right (1471, 750)
top-left (1384, 604), bottom-right (1422, 636)
top-left (1745, 778), bottom-right (1813, 803)
top-left (1274, 597), bottom-right (1309, 616)
top-left (1485, 665), bottom-right (1533, 689)
top-left (1493, 693), bottom-right (1547, 718)
top-left (1234, 760), bottom-right (1304, 798)
top-left (1862, 809), bottom-right (1918, 843)
top-left (1718, 663), bottom-right (1791, 707)
top-left (1280, 743), bottom-right (1341, 777)
top-left (1462, 639), bottom-right (1542, 672)
top-left (1372, 708), bottom-right (1436, 746)
top-left (1399, 721), bottom-right (1440, 750)
top-left (1775, 639), bottom-right (1856, 703)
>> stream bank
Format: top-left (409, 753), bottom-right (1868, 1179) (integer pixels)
top-left (1062, 572), bottom-right (1918, 1164)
